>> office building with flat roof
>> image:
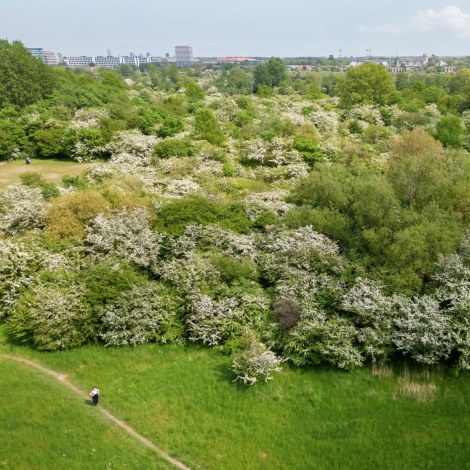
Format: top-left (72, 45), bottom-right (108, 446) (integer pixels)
top-left (95, 56), bottom-right (120, 68)
top-left (65, 56), bottom-right (94, 67)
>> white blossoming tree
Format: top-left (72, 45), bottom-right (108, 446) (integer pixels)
top-left (85, 207), bottom-right (164, 273)
top-left (100, 282), bottom-right (183, 346)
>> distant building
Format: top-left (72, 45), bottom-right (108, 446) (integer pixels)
top-left (43, 51), bottom-right (61, 66)
top-left (216, 57), bottom-right (254, 63)
top-left (388, 66), bottom-right (403, 74)
top-left (175, 45), bottom-right (194, 63)
top-left (95, 56), bottom-right (120, 68)
top-left (121, 56), bottom-right (138, 66)
top-left (397, 55), bottom-right (428, 68)
top-left (443, 66), bottom-right (457, 73)
top-left (27, 48), bottom-right (45, 61)
top-left (65, 56), bottom-right (94, 67)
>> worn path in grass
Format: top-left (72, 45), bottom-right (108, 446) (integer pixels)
top-left (0, 354), bottom-right (192, 470)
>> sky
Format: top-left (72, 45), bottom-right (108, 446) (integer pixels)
top-left (1, 0), bottom-right (470, 57)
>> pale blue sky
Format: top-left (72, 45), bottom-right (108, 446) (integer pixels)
top-left (1, 0), bottom-right (470, 57)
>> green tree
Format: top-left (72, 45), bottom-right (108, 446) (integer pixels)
top-left (435, 116), bottom-right (463, 148)
top-left (33, 126), bottom-right (66, 158)
top-left (100, 72), bottom-right (127, 90)
top-left (254, 58), bottom-right (288, 89)
top-left (337, 63), bottom-right (395, 108)
top-left (184, 80), bottom-right (204, 101)
top-left (194, 109), bottom-right (226, 145)
top-left (225, 67), bottom-right (254, 95)
top-left (449, 69), bottom-right (470, 95)
top-left (0, 40), bottom-right (56, 109)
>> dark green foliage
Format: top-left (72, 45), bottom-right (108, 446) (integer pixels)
top-left (62, 174), bottom-right (89, 191)
top-left (255, 85), bottom-right (272, 97)
top-left (82, 264), bottom-right (146, 311)
top-left (337, 63), bottom-right (395, 108)
top-left (154, 196), bottom-right (253, 236)
top-left (194, 109), bottom-right (226, 145)
top-left (139, 107), bottom-right (164, 135)
top-left (0, 40), bottom-right (57, 109)
top-left (435, 116), bottom-right (463, 148)
top-left (348, 120), bottom-right (363, 134)
top-left (184, 80), bottom-right (204, 101)
top-left (211, 256), bottom-right (258, 284)
top-left (158, 113), bottom-right (185, 138)
top-left (252, 211), bottom-right (277, 230)
top-left (153, 138), bottom-right (196, 158)
top-left (32, 126), bottom-right (66, 158)
top-left (292, 139), bottom-right (323, 166)
top-left (225, 67), bottom-right (254, 95)
top-left (0, 108), bottom-right (29, 160)
top-left (100, 73), bottom-right (127, 90)
top-left (254, 58), bottom-right (288, 88)
top-left (98, 116), bottom-right (127, 141)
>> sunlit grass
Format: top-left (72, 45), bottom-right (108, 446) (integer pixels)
top-left (0, 359), bottom-right (173, 470)
top-left (0, 158), bottom-right (95, 188)
top-left (1, 324), bottom-right (470, 470)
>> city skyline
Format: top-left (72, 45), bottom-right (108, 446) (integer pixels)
top-left (2, 0), bottom-right (470, 57)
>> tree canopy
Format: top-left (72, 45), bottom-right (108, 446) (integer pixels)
top-left (0, 40), bottom-right (57, 109)
top-left (337, 63), bottom-right (395, 108)
top-left (254, 58), bottom-right (288, 89)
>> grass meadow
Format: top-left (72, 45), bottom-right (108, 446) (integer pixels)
top-left (0, 158), bottom-right (95, 188)
top-left (1, 324), bottom-right (470, 470)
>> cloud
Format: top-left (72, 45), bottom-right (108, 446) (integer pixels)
top-left (359, 5), bottom-right (470, 37)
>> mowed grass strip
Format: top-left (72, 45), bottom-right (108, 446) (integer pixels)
top-left (0, 158), bottom-right (95, 188)
top-left (0, 359), bottom-right (174, 470)
top-left (2, 326), bottom-right (470, 470)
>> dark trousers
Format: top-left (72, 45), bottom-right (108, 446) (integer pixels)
top-left (92, 395), bottom-right (99, 405)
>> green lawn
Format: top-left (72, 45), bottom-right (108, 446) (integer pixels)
top-left (0, 158), bottom-right (94, 188)
top-left (0, 359), bottom-right (172, 470)
top-left (1, 324), bottom-right (470, 470)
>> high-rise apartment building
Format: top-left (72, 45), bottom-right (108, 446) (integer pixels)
top-left (175, 45), bottom-right (194, 63)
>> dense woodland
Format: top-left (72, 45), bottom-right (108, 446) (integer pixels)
top-left (2, 40), bottom-right (470, 384)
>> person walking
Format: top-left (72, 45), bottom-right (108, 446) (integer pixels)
top-left (90, 386), bottom-right (100, 406)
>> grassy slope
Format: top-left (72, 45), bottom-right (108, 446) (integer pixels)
top-left (0, 158), bottom-right (94, 188)
top-left (0, 359), bottom-right (173, 470)
top-left (1, 325), bottom-right (470, 470)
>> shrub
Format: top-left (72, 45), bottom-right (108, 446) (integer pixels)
top-left (100, 282), bottom-right (184, 346)
top-left (211, 256), bottom-right (258, 284)
top-left (85, 207), bottom-right (164, 272)
top-left (292, 140), bottom-right (323, 167)
top-left (158, 114), bottom-right (185, 138)
top-left (195, 109), bottom-right (226, 146)
top-left (19, 172), bottom-right (60, 199)
top-left (0, 185), bottom-right (45, 235)
top-left (273, 296), bottom-right (300, 330)
top-left (435, 116), bottom-right (463, 148)
top-left (62, 174), bottom-right (88, 191)
top-left (232, 333), bottom-right (283, 385)
top-left (8, 283), bottom-right (95, 350)
top-left (154, 138), bottom-right (196, 159)
top-left (154, 196), bottom-right (253, 236)
top-left (46, 190), bottom-right (109, 239)
top-left (82, 263), bottom-right (146, 311)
